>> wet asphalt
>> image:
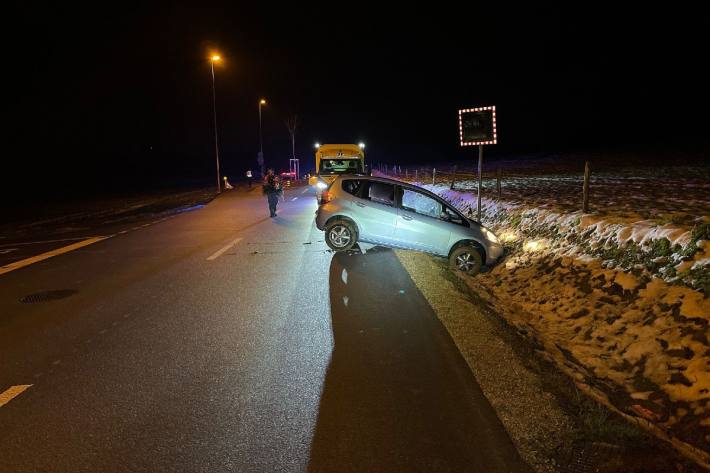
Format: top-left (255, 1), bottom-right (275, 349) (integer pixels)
top-left (0, 186), bottom-right (531, 472)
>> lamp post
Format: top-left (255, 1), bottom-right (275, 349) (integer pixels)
top-left (258, 99), bottom-right (266, 176)
top-left (210, 54), bottom-right (222, 193)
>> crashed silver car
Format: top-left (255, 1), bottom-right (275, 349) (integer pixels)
top-left (315, 176), bottom-right (503, 275)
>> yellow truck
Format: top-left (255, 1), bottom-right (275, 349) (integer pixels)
top-left (309, 144), bottom-right (365, 192)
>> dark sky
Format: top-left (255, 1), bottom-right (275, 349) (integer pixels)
top-left (5, 4), bottom-right (709, 197)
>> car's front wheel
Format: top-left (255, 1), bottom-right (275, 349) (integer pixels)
top-left (325, 220), bottom-right (358, 251)
top-left (449, 245), bottom-right (483, 275)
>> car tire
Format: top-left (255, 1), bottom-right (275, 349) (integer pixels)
top-left (449, 245), bottom-right (483, 275)
top-left (325, 220), bottom-right (358, 251)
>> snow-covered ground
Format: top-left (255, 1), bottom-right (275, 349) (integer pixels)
top-left (406, 153), bottom-right (710, 292)
top-left (382, 157), bottom-right (710, 464)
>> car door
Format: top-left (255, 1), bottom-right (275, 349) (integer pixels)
top-left (394, 187), bottom-right (452, 255)
top-left (350, 180), bottom-right (398, 245)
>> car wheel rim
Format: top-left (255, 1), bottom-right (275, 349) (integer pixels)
top-left (329, 226), bottom-right (351, 248)
top-left (456, 252), bottom-right (476, 272)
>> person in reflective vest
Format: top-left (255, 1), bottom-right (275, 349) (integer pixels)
top-left (262, 168), bottom-right (282, 217)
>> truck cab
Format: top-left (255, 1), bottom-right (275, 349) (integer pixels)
top-left (309, 144), bottom-right (366, 196)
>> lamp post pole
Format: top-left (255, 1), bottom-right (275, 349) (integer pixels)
top-left (258, 99), bottom-right (266, 176)
top-left (210, 56), bottom-right (221, 193)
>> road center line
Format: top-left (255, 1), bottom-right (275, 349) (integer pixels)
top-left (0, 236), bottom-right (110, 276)
top-left (0, 385), bottom-right (32, 407)
top-left (207, 237), bottom-right (243, 261)
top-left (291, 197), bottom-right (298, 201)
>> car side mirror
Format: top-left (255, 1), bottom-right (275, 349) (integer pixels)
top-left (440, 211), bottom-right (451, 221)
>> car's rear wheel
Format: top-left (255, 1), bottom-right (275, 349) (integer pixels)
top-left (325, 220), bottom-right (358, 251)
top-left (449, 245), bottom-right (483, 275)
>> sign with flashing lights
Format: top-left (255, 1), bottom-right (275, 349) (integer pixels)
top-left (458, 106), bottom-right (497, 146)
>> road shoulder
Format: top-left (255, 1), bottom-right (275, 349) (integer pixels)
top-left (395, 250), bottom-right (704, 473)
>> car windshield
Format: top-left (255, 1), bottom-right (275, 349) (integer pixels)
top-left (319, 159), bottom-right (363, 175)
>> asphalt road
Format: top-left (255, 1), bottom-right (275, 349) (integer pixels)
top-left (0, 186), bottom-right (531, 472)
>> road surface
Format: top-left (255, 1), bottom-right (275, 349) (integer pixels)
top-left (0, 186), bottom-right (531, 472)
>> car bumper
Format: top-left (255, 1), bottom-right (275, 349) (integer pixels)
top-left (315, 209), bottom-right (326, 230)
top-left (486, 242), bottom-right (504, 265)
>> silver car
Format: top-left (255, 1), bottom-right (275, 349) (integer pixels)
top-left (315, 176), bottom-right (503, 275)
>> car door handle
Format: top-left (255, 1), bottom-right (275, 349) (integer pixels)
top-left (355, 202), bottom-right (366, 208)
top-left (401, 214), bottom-right (413, 221)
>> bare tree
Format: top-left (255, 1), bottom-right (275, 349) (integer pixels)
top-left (285, 115), bottom-right (298, 160)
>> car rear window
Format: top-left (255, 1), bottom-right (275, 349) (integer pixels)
top-left (342, 179), bottom-right (395, 206)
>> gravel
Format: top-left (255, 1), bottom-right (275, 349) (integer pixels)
top-left (395, 250), bottom-right (576, 473)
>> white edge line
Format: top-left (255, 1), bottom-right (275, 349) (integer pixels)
top-left (0, 385), bottom-right (33, 407)
top-left (0, 237), bottom-right (110, 276)
top-left (207, 237), bottom-right (243, 261)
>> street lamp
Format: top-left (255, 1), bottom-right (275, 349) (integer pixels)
top-left (258, 98), bottom-right (267, 176)
top-left (314, 142), bottom-right (320, 149)
top-left (358, 142), bottom-right (365, 149)
top-left (210, 54), bottom-right (222, 193)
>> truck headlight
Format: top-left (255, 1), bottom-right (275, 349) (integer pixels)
top-left (482, 227), bottom-right (500, 245)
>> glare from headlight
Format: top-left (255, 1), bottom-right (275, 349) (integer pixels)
top-left (482, 227), bottom-right (500, 244)
top-left (316, 181), bottom-right (328, 189)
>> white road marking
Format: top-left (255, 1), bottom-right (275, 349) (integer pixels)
top-left (0, 385), bottom-right (32, 407)
top-left (291, 197), bottom-right (298, 201)
top-left (0, 248), bottom-right (18, 254)
top-left (341, 268), bottom-right (348, 284)
top-left (301, 188), bottom-right (309, 194)
top-left (207, 237), bottom-right (243, 261)
top-left (0, 237), bottom-right (109, 276)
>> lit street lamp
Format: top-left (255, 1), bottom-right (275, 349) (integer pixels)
top-left (258, 99), bottom-right (266, 176)
top-left (210, 54), bottom-right (222, 193)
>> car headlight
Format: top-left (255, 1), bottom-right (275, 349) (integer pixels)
top-left (482, 227), bottom-right (500, 245)
top-left (316, 181), bottom-right (328, 189)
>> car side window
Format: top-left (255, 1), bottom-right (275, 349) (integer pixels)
top-left (367, 182), bottom-right (395, 206)
top-left (342, 179), bottom-right (366, 197)
top-left (401, 189), bottom-right (441, 218)
top-left (442, 205), bottom-right (468, 226)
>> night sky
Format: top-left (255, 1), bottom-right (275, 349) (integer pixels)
top-left (6, 4), bottom-right (709, 199)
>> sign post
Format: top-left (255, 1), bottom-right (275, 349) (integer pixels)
top-left (289, 158), bottom-right (300, 180)
top-left (458, 106), bottom-right (497, 222)
top-left (477, 145), bottom-right (483, 221)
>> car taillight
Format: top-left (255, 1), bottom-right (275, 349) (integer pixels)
top-left (320, 190), bottom-right (332, 205)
